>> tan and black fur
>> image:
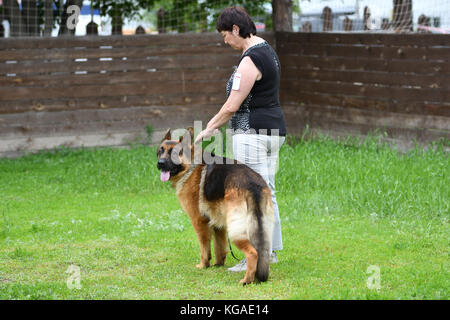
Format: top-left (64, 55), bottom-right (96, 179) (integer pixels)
top-left (156, 127), bottom-right (274, 284)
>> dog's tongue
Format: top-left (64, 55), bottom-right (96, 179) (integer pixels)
top-left (160, 171), bottom-right (170, 182)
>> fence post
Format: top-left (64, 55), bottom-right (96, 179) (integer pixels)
top-left (86, 21), bottom-right (99, 35)
top-left (157, 8), bottom-right (166, 34)
top-left (418, 14), bottom-right (431, 33)
top-left (393, 0), bottom-right (413, 32)
top-left (3, 0), bottom-right (27, 37)
top-left (59, 0), bottom-right (83, 36)
top-left (110, 5), bottom-right (123, 35)
top-left (322, 7), bottom-right (332, 32)
top-left (302, 21), bottom-right (312, 32)
top-left (22, 0), bottom-right (39, 36)
top-left (200, 8), bottom-right (208, 32)
top-left (344, 16), bottom-right (353, 31)
top-left (381, 18), bottom-right (390, 30)
top-left (363, 6), bottom-right (371, 30)
top-left (135, 25), bottom-right (146, 34)
top-left (43, 0), bottom-right (54, 36)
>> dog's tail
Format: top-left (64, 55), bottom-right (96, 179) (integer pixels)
top-left (249, 186), bottom-right (274, 282)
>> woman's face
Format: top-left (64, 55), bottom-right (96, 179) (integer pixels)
top-left (221, 28), bottom-right (241, 51)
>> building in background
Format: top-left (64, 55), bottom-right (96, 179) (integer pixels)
top-left (295, 0), bottom-right (449, 33)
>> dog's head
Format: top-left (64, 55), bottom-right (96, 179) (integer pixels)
top-left (156, 127), bottom-right (194, 182)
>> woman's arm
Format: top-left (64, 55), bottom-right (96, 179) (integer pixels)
top-left (194, 56), bottom-right (261, 144)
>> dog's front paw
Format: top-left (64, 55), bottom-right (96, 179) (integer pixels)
top-left (213, 258), bottom-right (226, 267)
top-left (213, 262), bottom-right (225, 267)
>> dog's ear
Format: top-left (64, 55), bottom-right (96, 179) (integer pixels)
top-left (184, 127), bottom-right (194, 144)
top-left (186, 127), bottom-right (194, 144)
top-left (177, 127), bottom-right (194, 160)
top-left (178, 127), bottom-right (194, 145)
top-left (162, 128), bottom-right (171, 142)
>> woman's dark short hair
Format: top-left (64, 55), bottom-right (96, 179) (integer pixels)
top-left (216, 6), bottom-right (257, 38)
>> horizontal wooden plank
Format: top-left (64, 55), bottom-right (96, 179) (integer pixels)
top-left (0, 32), bottom-right (275, 50)
top-left (279, 55), bottom-right (449, 74)
top-left (281, 79), bottom-right (449, 103)
top-left (0, 33), bottom-right (223, 50)
top-left (0, 105), bottom-right (219, 138)
top-left (276, 32), bottom-right (450, 47)
top-left (285, 118), bottom-right (449, 148)
top-left (282, 104), bottom-right (450, 142)
top-left (0, 92), bottom-right (226, 114)
top-left (0, 69), bottom-right (233, 88)
top-left (1, 54), bottom-right (238, 75)
top-left (0, 132), bottom-right (149, 156)
top-left (278, 42), bottom-right (450, 61)
top-left (280, 91), bottom-right (450, 117)
top-left (0, 44), bottom-right (238, 62)
top-left (282, 102), bottom-right (449, 131)
top-left (0, 103), bottom-right (231, 155)
top-left (281, 68), bottom-right (450, 90)
top-left (0, 78), bottom-right (228, 101)
top-left (0, 33), bottom-right (275, 61)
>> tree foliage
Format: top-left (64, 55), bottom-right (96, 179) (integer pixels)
top-left (92, 0), bottom-right (271, 33)
top-left (0, 0), bottom-right (273, 37)
top-left (159, 0), bottom-right (272, 33)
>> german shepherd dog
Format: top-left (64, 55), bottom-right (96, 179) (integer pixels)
top-left (156, 127), bottom-right (274, 284)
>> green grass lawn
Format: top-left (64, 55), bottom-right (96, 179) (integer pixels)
top-left (0, 135), bottom-right (448, 300)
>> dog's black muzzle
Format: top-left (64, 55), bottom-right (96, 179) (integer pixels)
top-left (157, 158), bottom-right (168, 171)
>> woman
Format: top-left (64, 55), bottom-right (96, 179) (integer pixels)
top-left (194, 6), bottom-right (286, 272)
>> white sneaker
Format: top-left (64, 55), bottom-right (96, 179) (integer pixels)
top-left (270, 252), bottom-right (278, 264)
top-left (227, 259), bottom-right (247, 272)
top-left (228, 252), bottom-right (278, 272)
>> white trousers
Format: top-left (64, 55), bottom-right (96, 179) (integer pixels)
top-left (232, 134), bottom-right (285, 252)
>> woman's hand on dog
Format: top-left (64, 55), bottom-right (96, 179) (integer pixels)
top-left (194, 128), bottom-right (220, 144)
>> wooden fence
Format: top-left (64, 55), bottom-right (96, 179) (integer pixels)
top-left (277, 32), bottom-right (450, 146)
top-left (0, 33), bottom-right (277, 155)
top-left (0, 32), bottom-right (448, 156)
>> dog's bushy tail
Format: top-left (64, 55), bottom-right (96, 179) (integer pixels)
top-left (249, 187), bottom-right (274, 282)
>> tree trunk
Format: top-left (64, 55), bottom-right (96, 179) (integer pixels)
top-left (59, 0), bottom-right (83, 36)
top-left (3, 0), bottom-right (27, 37)
top-left (22, 0), bottom-right (40, 36)
top-left (392, 0), bottom-right (413, 32)
top-left (272, 0), bottom-right (293, 32)
top-left (43, 0), bottom-right (54, 36)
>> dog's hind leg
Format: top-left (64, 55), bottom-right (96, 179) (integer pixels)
top-left (212, 227), bottom-right (228, 266)
top-left (192, 217), bottom-right (212, 269)
top-left (224, 189), bottom-right (257, 284)
top-left (233, 239), bottom-right (258, 285)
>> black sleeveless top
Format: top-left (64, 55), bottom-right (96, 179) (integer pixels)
top-left (227, 41), bottom-right (287, 136)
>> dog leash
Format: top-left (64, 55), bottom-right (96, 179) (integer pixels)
top-left (228, 237), bottom-right (241, 261)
